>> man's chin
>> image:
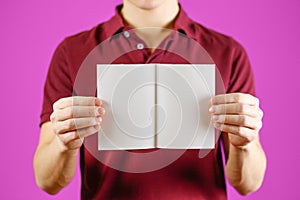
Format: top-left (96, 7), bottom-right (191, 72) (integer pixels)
top-left (125, 0), bottom-right (168, 11)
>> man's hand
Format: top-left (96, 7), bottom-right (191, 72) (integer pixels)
top-left (209, 93), bottom-right (266, 195)
top-left (34, 96), bottom-right (105, 194)
top-left (50, 96), bottom-right (105, 151)
top-left (209, 93), bottom-right (263, 148)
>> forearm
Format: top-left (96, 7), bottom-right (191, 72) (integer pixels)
top-left (34, 97), bottom-right (103, 194)
top-left (225, 137), bottom-right (267, 195)
top-left (33, 136), bottom-right (79, 194)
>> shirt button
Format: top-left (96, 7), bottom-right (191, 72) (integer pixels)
top-left (137, 43), bottom-right (144, 50)
top-left (123, 31), bottom-right (130, 38)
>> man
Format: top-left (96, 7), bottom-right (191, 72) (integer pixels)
top-left (34, 0), bottom-right (267, 199)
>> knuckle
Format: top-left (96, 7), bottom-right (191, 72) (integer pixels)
top-left (53, 102), bottom-right (58, 110)
top-left (254, 108), bottom-right (262, 118)
top-left (54, 120), bottom-right (76, 135)
top-left (65, 119), bottom-right (75, 130)
top-left (239, 104), bottom-right (246, 113)
top-left (259, 109), bottom-right (264, 118)
top-left (50, 121), bottom-right (60, 133)
top-left (70, 131), bottom-right (79, 140)
top-left (66, 107), bottom-right (74, 118)
top-left (255, 97), bottom-right (260, 105)
top-left (257, 121), bottom-right (263, 130)
top-left (239, 115), bottom-right (246, 124)
top-left (50, 112), bottom-right (56, 122)
top-left (52, 124), bottom-right (59, 135)
top-left (53, 98), bottom-right (63, 109)
top-left (237, 126), bottom-right (244, 134)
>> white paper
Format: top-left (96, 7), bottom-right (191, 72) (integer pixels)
top-left (156, 64), bottom-right (215, 149)
top-left (97, 64), bottom-right (215, 150)
top-left (97, 64), bottom-right (156, 150)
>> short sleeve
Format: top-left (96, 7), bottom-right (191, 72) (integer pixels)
top-left (40, 40), bottom-right (73, 125)
top-left (227, 40), bottom-right (256, 96)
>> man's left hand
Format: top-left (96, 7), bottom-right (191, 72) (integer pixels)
top-left (209, 93), bottom-right (263, 148)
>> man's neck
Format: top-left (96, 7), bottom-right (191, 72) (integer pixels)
top-left (121, 0), bottom-right (179, 29)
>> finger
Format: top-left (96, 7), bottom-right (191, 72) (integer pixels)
top-left (211, 93), bottom-right (259, 106)
top-left (77, 124), bottom-right (100, 138)
top-left (51, 106), bottom-right (105, 121)
top-left (53, 117), bottom-right (102, 134)
top-left (209, 103), bottom-right (260, 117)
top-left (53, 96), bottom-right (102, 110)
top-left (212, 115), bottom-right (263, 130)
top-left (58, 125), bottom-right (101, 145)
top-left (58, 131), bottom-right (80, 145)
top-left (258, 109), bottom-right (264, 120)
top-left (214, 123), bottom-right (257, 142)
top-left (66, 138), bottom-right (84, 150)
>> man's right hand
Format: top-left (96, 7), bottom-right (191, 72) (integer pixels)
top-left (50, 96), bottom-right (105, 152)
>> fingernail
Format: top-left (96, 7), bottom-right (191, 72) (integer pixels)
top-left (96, 117), bottom-right (102, 123)
top-left (98, 107), bottom-right (105, 115)
top-left (95, 98), bottom-right (102, 106)
top-left (209, 106), bottom-right (215, 113)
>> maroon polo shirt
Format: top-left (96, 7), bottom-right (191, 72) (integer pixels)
top-left (40, 5), bottom-right (255, 200)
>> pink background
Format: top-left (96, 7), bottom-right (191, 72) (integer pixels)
top-left (0, 0), bottom-right (299, 199)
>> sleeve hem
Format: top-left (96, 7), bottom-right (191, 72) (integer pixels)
top-left (40, 113), bottom-right (51, 127)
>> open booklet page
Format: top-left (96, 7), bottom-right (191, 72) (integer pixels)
top-left (156, 64), bottom-right (215, 149)
top-left (97, 64), bottom-right (215, 150)
top-left (97, 64), bottom-right (156, 150)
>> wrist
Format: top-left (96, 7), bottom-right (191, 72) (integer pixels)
top-left (230, 141), bottom-right (254, 152)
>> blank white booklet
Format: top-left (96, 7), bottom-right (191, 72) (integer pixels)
top-left (97, 64), bottom-right (215, 150)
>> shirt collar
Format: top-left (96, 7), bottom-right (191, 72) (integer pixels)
top-left (101, 4), bottom-right (196, 40)
top-left (173, 4), bottom-right (196, 40)
top-left (101, 5), bottom-right (125, 39)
